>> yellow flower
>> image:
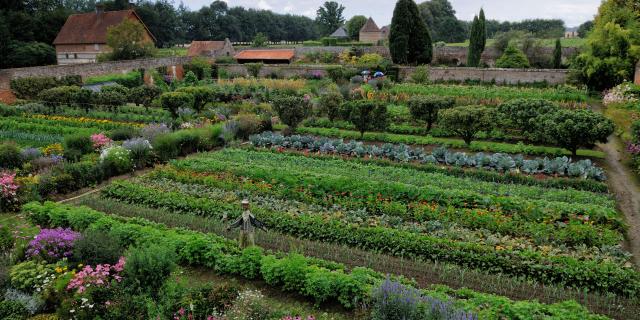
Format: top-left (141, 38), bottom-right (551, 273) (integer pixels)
top-left (55, 267), bottom-right (63, 273)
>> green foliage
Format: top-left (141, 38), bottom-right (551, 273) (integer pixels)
top-left (418, 0), bottom-right (467, 43)
top-left (251, 32), bottom-right (268, 47)
top-left (104, 19), bottom-right (155, 61)
top-left (0, 226), bottom-right (15, 253)
top-left (553, 38), bottom-right (563, 68)
top-left (0, 142), bottom-right (22, 169)
top-left (319, 86), bottom-right (344, 121)
top-left (389, 0), bottom-right (433, 65)
top-left (129, 85), bottom-right (162, 110)
top-left (123, 244), bottom-right (177, 297)
top-left (160, 92), bottom-right (194, 120)
top-left (6, 42), bottom-right (56, 68)
top-left (37, 86), bottom-right (81, 112)
top-left (176, 86), bottom-right (214, 113)
top-left (578, 20), bottom-right (594, 38)
top-left (73, 229), bottom-right (125, 265)
top-left (63, 133), bottom-right (93, 161)
top-left (342, 100), bottom-right (389, 138)
top-left (496, 45), bottom-right (530, 68)
top-left (315, 1), bottom-right (346, 36)
top-left (571, 0), bottom-right (640, 90)
top-left (9, 260), bottom-right (53, 293)
top-left (0, 300), bottom-right (28, 320)
top-left (72, 88), bottom-right (95, 113)
top-left (10, 76), bottom-right (80, 100)
top-left (346, 15), bottom-right (367, 40)
top-left (182, 71), bottom-right (199, 86)
top-left (184, 57), bottom-right (213, 80)
top-left (467, 11), bottom-right (487, 67)
top-left (326, 65), bottom-right (346, 83)
top-left (246, 63), bottom-right (264, 78)
top-left (410, 66), bottom-right (430, 84)
top-left (96, 88), bottom-right (127, 112)
top-left (407, 95), bottom-right (455, 131)
top-left (541, 109), bottom-right (615, 156)
top-left (497, 98), bottom-right (560, 141)
top-left (439, 105), bottom-right (495, 145)
top-left (321, 37), bottom-right (338, 46)
top-left (272, 95), bottom-right (311, 133)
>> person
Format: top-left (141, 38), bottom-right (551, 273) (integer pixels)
top-left (227, 199), bottom-right (267, 248)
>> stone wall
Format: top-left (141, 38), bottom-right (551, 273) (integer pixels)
top-left (0, 56), bottom-right (193, 90)
top-left (433, 46), bottom-right (580, 67)
top-left (218, 64), bottom-right (569, 85)
top-left (244, 46), bottom-right (391, 59)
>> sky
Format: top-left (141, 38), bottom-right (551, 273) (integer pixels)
top-left (182, 0), bottom-right (601, 27)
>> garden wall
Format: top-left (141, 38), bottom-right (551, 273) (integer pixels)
top-left (219, 64), bottom-right (569, 85)
top-left (0, 56), bottom-right (194, 91)
top-left (434, 46), bottom-right (580, 67)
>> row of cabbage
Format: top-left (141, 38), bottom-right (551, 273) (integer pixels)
top-left (250, 132), bottom-right (606, 181)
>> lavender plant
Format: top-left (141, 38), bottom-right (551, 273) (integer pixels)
top-left (25, 228), bottom-right (80, 262)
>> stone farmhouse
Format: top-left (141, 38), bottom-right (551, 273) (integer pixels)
top-left (187, 39), bottom-right (235, 58)
top-left (53, 6), bottom-right (155, 65)
top-left (359, 17), bottom-right (389, 43)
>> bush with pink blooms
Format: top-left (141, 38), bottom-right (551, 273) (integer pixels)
top-left (26, 228), bottom-right (80, 262)
top-left (91, 133), bottom-right (112, 149)
top-left (0, 171), bottom-right (19, 211)
top-left (67, 257), bottom-right (126, 294)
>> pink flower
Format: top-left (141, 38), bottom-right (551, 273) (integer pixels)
top-left (91, 133), bottom-right (112, 149)
top-left (0, 171), bottom-right (19, 204)
top-left (67, 257), bottom-right (126, 293)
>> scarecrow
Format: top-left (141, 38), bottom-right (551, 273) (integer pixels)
top-left (227, 199), bottom-right (267, 248)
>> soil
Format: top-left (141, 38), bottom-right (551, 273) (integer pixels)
top-left (599, 137), bottom-right (640, 267)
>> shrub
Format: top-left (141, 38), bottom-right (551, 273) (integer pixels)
top-left (184, 57), bottom-right (213, 80)
top-left (3, 289), bottom-right (45, 316)
top-left (109, 127), bottom-right (140, 141)
top-left (225, 290), bottom-right (272, 320)
top-left (122, 138), bottom-right (154, 169)
top-left (342, 100), bottom-right (389, 138)
top-left (321, 37), bottom-right (338, 46)
top-left (161, 92), bottom-right (194, 121)
top-left (0, 226), bottom-right (15, 254)
top-left (497, 99), bottom-right (559, 141)
top-left (233, 114), bottom-right (264, 140)
top-left (410, 66), bottom-right (430, 84)
top-left (439, 105), bottom-right (495, 145)
top-left (188, 282), bottom-right (240, 316)
top-left (123, 244), bottom-right (177, 298)
top-left (246, 63), bottom-right (264, 78)
top-left (72, 88), bottom-right (95, 113)
top-left (141, 123), bottom-right (171, 142)
top-left (319, 87), bottom-right (344, 121)
top-left (176, 86), bottom-right (214, 113)
top-left (91, 133), bottom-right (112, 149)
top-left (182, 71), bottom-right (199, 86)
top-left (63, 134), bottom-right (93, 161)
top-left (10, 76), bottom-right (80, 100)
top-left (272, 95), bottom-right (311, 134)
top-left (25, 228), bottom-right (80, 263)
top-left (541, 109), bottom-right (614, 156)
top-left (37, 86), bottom-right (81, 112)
top-left (326, 66), bottom-right (345, 83)
top-left (5, 42), bottom-right (56, 68)
top-left (73, 229), bottom-right (125, 266)
top-left (357, 53), bottom-right (388, 70)
top-left (96, 90), bottom-right (126, 112)
top-left (99, 146), bottom-right (132, 176)
top-left (0, 142), bottom-right (22, 169)
top-left (0, 300), bottom-right (28, 319)
top-left (496, 45), bottom-right (530, 68)
top-left (407, 95), bottom-right (455, 131)
top-left (129, 85), bottom-right (161, 110)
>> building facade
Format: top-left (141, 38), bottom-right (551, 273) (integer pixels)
top-left (359, 18), bottom-right (386, 43)
top-left (53, 6), bottom-right (155, 65)
top-left (187, 39), bottom-right (235, 58)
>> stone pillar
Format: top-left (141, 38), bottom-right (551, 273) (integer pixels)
top-left (635, 61), bottom-right (640, 85)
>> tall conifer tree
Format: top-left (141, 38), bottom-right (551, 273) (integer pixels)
top-left (390, 0), bottom-right (432, 65)
top-left (467, 15), bottom-right (481, 67)
top-left (553, 38), bottom-right (562, 68)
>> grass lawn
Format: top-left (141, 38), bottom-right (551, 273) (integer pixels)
top-left (155, 47), bottom-right (188, 57)
top-left (446, 37), bottom-right (586, 48)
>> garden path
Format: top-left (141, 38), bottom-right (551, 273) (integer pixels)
top-left (599, 137), bottom-right (640, 267)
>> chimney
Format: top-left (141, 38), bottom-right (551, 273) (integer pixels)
top-left (96, 4), bottom-right (105, 14)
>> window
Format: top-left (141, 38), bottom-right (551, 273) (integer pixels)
top-left (94, 44), bottom-right (100, 51)
top-left (65, 54), bottom-right (70, 59)
top-left (74, 53), bottom-right (78, 59)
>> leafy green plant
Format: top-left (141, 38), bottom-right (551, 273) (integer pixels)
top-left (439, 105), bottom-right (495, 145)
top-left (407, 95), bottom-right (455, 131)
top-left (160, 92), bottom-right (194, 121)
top-left (123, 244), bottom-right (177, 298)
top-left (341, 100), bottom-right (389, 138)
top-left (541, 109), bottom-right (615, 156)
top-left (496, 45), bottom-right (530, 68)
top-left (272, 95), bottom-right (311, 134)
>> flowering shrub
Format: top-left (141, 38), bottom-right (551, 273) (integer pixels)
top-left (90, 133), bottom-right (112, 149)
top-left (0, 172), bottom-right (20, 211)
top-left (42, 143), bottom-right (64, 156)
top-left (26, 228), bottom-right (80, 262)
top-left (603, 82), bottom-right (640, 106)
top-left (123, 138), bottom-right (153, 169)
top-left (141, 123), bottom-right (171, 142)
top-left (20, 148), bottom-right (42, 162)
top-left (67, 257), bottom-right (125, 294)
top-left (100, 146), bottom-right (132, 175)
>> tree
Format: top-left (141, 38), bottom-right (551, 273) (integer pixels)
top-left (272, 95), bottom-right (311, 134)
top-left (541, 109), bottom-right (614, 156)
top-left (251, 32), bottom-right (268, 47)
top-left (160, 92), bottom-right (194, 121)
top-left (319, 85), bottom-right (344, 121)
top-left (553, 38), bottom-right (562, 68)
top-left (342, 100), bottom-right (389, 138)
top-left (176, 86), bottom-right (213, 114)
top-left (495, 45), bottom-right (530, 68)
top-left (105, 19), bottom-right (155, 61)
top-left (315, 1), bottom-right (345, 36)
top-left (467, 9), bottom-right (487, 67)
top-left (577, 20), bottom-right (594, 38)
top-left (130, 85), bottom-right (162, 111)
top-left (497, 99), bottom-right (559, 141)
top-left (478, 9), bottom-right (486, 51)
top-left (6, 42), bottom-right (56, 68)
top-left (135, 0), bottom-right (185, 48)
top-left (390, 0), bottom-right (432, 65)
top-left (418, 0), bottom-right (466, 43)
top-left (439, 106), bottom-right (494, 145)
top-left (571, 0), bottom-right (640, 91)
top-left (407, 95), bottom-right (454, 131)
top-left (345, 15), bottom-right (367, 40)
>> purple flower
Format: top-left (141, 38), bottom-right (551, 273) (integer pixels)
top-left (26, 228), bottom-right (80, 263)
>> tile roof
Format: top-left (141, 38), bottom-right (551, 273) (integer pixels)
top-left (360, 17), bottom-right (381, 33)
top-left (53, 9), bottom-right (155, 45)
top-left (235, 49), bottom-right (295, 61)
top-left (187, 41), bottom-right (227, 56)
top-left (330, 26), bottom-right (349, 38)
